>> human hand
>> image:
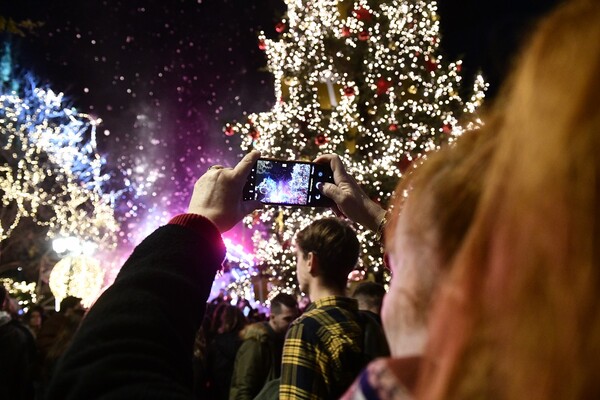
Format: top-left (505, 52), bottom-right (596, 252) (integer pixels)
top-left (188, 150), bottom-right (262, 233)
top-left (313, 154), bottom-right (387, 232)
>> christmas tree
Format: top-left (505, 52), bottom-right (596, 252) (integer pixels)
top-left (225, 0), bottom-right (486, 297)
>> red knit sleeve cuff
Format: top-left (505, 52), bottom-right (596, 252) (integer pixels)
top-left (168, 214), bottom-right (224, 245)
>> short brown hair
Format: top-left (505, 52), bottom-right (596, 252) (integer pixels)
top-left (295, 217), bottom-right (360, 291)
top-left (270, 293), bottom-right (298, 314)
top-left (352, 281), bottom-right (386, 311)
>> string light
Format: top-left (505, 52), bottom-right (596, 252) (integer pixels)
top-left (0, 278), bottom-right (37, 313)
top-left (0, 75), bottom-right (119, 249)
top-left (229, 0), bottom-right (487, 295)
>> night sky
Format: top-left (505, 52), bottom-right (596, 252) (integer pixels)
top-left (1, 0), bottom-right (559, 257)
top-left (3, 0), bottom-right (289, 252)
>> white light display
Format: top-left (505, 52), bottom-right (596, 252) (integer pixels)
top-left (49, 254), bottom-right (104, 309)
top-left (0, 75), bottom-right (119, 249)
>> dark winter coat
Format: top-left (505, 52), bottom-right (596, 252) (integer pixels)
top-left (44, 216), bottom-right (227, 399)
top-left (206, 330), bottom-right (243, 400)
top-left (0, 312), bottom-right (36, 400)
top-left (229, 321), bottom-right (284, 400)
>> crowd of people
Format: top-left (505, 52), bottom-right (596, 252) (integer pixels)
top-left (2, 0), bottom-right (599, 398)
top-left (0, 291), bottom-right (85, 400)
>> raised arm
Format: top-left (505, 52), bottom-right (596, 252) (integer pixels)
top-left (46, 151), bottom-right (262, 399)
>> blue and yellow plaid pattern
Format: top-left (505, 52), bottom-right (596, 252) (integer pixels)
top-left (279, 296), bottom-right (367, 399)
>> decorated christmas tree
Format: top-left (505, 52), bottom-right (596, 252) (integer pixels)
top-left (225, 0), bottom-right (486, 297)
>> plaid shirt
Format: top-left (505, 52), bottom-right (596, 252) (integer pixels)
top-left (279, 296), bottom-right (367, 400)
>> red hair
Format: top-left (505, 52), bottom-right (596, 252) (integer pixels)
top-left (418, 0), bottom-right (600, 398)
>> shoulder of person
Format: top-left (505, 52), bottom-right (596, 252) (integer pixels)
top-left (241, 321), bottom-right (270, 342)
top-left (357, 310), bottom-right (390, 359)
top-left (286, 308), bottom-right (329, 342)
top-left (0, 319), bottom-right (34, 345)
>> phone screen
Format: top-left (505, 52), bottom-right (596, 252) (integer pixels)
top-left (243, 158), bottom-right (334, 207)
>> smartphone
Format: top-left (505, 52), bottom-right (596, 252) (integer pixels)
top-left (243, 158), bottom-right (335, 207)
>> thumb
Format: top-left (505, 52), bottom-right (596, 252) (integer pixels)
top-left (317, 182), bottom-right (345, 218)
top-left (318, 182), bottom-right (343, 202)
top-left (234, 150), bottom-right (261, 179)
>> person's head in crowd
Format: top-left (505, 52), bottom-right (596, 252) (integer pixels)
top-left (0, 285), bottom-right (20, 319)
top-left (352, 281), bottom-right (386, 316)
top-left (26, 304), bottom-right (46, 333)
top-left (59, 296), bottom-right (84, 316)
top-left (418, 0), bottom-right (600, 398)
top-left (46, 310), bottom-right (84, 363)
top-left (0, 285), bottom-right (7, 310)
top-left (294, 217), bottom-right (360, 298)
top-left (214, 303), bottom-right (246, 335)
top-left (268, 292), bottom-right (299, 334)
top-left (382, 128), bottom-right (494, 357)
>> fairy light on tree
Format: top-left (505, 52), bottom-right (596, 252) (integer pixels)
top-left (0, 277), bottom-right (37, 313)
top-left (0, 72), bottom-right (119, 248)
top-left (226, 0), bottom-right (487, 294)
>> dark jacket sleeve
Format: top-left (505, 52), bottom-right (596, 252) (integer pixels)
top-left (46, 217), bottom-right (226, 399)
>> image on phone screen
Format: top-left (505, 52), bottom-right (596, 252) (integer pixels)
top-left (243, 158), bottom-right (334, 207)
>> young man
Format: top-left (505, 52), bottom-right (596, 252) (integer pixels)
top-left (229, 293), bottom-right (299, 400)
top-left (279, 218), bottom-right (381, 399)
top-left (352, 281), bottom-right (386, 323)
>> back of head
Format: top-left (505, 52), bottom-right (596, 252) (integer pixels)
top-left (384, 129), bottom-right (494, 320)
top-left (27, 304), bottom-right (46, 318)
top-left (215, 304), bottom-right (246, 335)
top-left (295, 217), bottom-right (360, 291)
top-left (270, 292), bottom-right (298, 315)
top-left (388, 129), bottom-right (494, 269)
top-left (60, 296), bottom-right (82, 313)
top-left (0, 285), bottom-right (6, 308)
top-left (352, 282), bottom-right (386, 314)
top-left (419, 1), bottom-right (600, 399)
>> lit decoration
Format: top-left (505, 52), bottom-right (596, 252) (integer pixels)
top-left (275, 22), bottom-right (287, 33)
top-left (248, 127), bottom-right (260, 140)
top-left (314, 133), bottom-right (329, 146)
top-left (0, 73), bottom-right (119, 249)
top-left (227, 0), bottom-right (487, 294)
top-left (0, 278), bottom-right (37, 314)
top-left (210, 237), bottom-right (268, 308)
top-left (224, 124), bottom-right (235, 136)
top-left (49, 254), bottom-right (104, 309)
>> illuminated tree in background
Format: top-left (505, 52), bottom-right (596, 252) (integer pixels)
top-left (226, 0), bottom-right (486, 296)
top-left (0, 47), bottom-right (119, 249)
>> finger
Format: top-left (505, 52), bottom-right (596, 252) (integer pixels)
top-left (313, 153), bottom-right (334, 164)
top-left (208, 164), bottom-right (225, 172)
top-left (314, 153), bottom-right (343, 169)
top-left (327, 154), bottom-right (350, 180)
top-left (331, 205), bottom-right (345, 218)
top-left (318, 181), bottom-right (343, 202)
top-left (233, 150), bottom-right (261, 178)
